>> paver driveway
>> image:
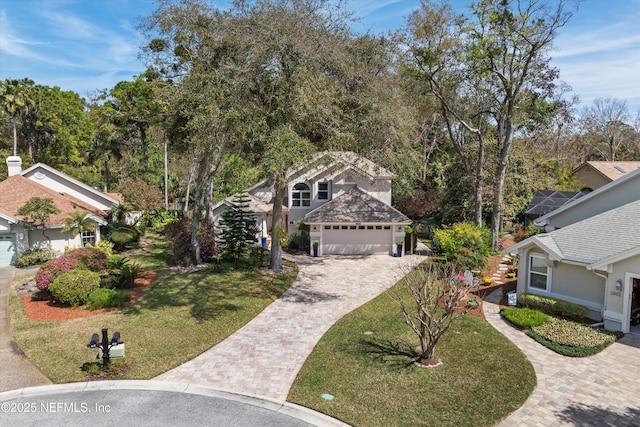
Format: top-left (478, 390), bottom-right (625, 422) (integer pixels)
top-left (484, 289), bottom-right (640, 427)
top-left (156, 253), bottom-right (425, 402)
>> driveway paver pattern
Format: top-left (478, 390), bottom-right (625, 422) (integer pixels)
top-left (156, 253), bottom-right (425, 402)
top-left (483, 289), bottom-right (640, 427)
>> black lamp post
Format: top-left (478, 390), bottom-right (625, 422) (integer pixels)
top-left (88, 328), bottom-right (122, 369)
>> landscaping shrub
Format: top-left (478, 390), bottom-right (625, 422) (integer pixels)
top-left (432, 222), bottom-right (490, 271)
top-left (527, 317), bottom-right (622, 357)
top-left (109, 225), bottom-right (140, 251)
top-left (86, 288), bottom-right (130, 310)
top-left (63, 247), bottom-right (108, 272)
top-left (16, 248), bottom-right (55, 268)
top-left (164, 218), bottom-right (217, 265)
top-left (501, 307), bottom-right (549, 328)
top-left (48, 270), bottom-right (101, 306)
top-left (85, 240), bottom-right (114, 256)
top-left (117, 261), bottom-right (143, 289)
top-left (35, 256), bottom-right (79, 291)
top-left (519, 293), bottom-right (589, 321)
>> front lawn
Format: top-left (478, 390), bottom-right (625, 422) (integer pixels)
top-left (288, 283), bottom-right (536, 427)
top-left (9, 234), bottom-right (297, 383)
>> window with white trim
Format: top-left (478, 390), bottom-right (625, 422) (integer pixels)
top-left (81, 229), bottom-right (96, 246)
top-left (528, 254), bottom-right (549, 291)
top-left (317, 181), bottom-right (329, 200)
top-left (291, 183), bottom-right (311, 207)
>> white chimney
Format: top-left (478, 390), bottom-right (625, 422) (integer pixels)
top-left (6, 156), bottom-right (22, 177)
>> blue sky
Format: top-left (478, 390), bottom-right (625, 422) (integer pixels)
top-left (1, 0), bottom-right (639, 114)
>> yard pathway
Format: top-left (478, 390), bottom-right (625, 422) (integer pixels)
top-left (483, 288), bottom-right (640, 427)
top-left (156, 252), bottom-right (426, 402)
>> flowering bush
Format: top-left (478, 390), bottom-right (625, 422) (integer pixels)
top-left (482, 276), bottom-right (493, 285)
top-left (35, 247), bottom-right (107, 291)
top-left (433, 222), bottom-right (490, 271)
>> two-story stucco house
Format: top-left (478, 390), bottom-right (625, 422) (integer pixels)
top-left (211, 151), bottom-right (411, 256)
top-left (0, 156), bottom-right (119, 266)
top-left (507, 167), bottom-right (640, 333)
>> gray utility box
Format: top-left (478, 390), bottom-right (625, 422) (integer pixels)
top-left (98, 343), bottom-right (125, 358)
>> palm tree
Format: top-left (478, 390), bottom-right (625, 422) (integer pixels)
top-left (62, 212), bottom-right (97, 240)
top-left (0, 78), bottom-right (34, 156)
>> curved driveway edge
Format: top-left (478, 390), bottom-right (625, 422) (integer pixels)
top-left (156, 253), bottom-right (425, 402)
top-left (0, 380), bottom-right (348, 426)
top-left (483, 289), bottom-right (640, 426)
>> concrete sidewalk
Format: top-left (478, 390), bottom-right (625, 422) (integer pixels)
top-left (156, 253), bottom-right (425, 401)
top-left (483, 288), bottom-right (640, 427)
top-left (0, 266), bottom-right (52, 392)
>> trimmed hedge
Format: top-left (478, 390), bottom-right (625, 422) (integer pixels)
top-left (48, 270), bottom-right (101, 307)
top-left (518, 293), bottom-right (589, 321)
top-left (501, 307), bottom-right (549, 328)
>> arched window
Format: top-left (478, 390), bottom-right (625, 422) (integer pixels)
top-left (292, 183), bottom-right (311, 207)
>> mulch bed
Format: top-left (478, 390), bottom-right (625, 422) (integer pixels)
top-left (21, 270), bottom-right (157, 321)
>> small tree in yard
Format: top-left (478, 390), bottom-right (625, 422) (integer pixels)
top-left (396, 262), bottom-right (475, 367)
top-left (218, 194), bottom-right (258, 265)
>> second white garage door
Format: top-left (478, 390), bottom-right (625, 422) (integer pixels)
top-left (322, 226), bottom-right (392, 255)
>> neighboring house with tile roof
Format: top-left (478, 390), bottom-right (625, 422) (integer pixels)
top-left (0, 157), bottom-right (117, 266)
top-left (508, 167), bottom-right (640, 333)
top-left (572, 160), bottom-right (640, 191)
top-left (211, 151), bottom-right (410, 256)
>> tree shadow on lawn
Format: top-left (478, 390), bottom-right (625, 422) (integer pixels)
top-left (123, 269), bottom-right (291, 321)
top-left (357, 337), bottom-right (418, 369)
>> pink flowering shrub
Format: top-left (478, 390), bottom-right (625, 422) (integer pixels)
top-left (36, 256), bottom-right (79, 291)
top-left (164, 218), bottom-right (217, 265)
top-left (35, 247), bottom-right (108, 291)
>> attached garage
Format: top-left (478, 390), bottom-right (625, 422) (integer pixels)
top-left (321, 225), bottom-right (393, 255)
top-left (0, 234), bottom-right (17, 267)
top-left (305, 188), bottom-right (411, 256)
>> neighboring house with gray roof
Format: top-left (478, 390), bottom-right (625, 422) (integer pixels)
top-left (0, 156), bottom-right (117, 267)
top-left (508, 168), bottom-right (640, 333)
top-left (211, 151), bottom-right (410, 256)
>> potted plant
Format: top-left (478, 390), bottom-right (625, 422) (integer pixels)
top-left (312, 240), bottom-right (319, 257)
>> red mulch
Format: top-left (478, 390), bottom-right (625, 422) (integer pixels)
top-left (22, 270), bottom-right (157, 321)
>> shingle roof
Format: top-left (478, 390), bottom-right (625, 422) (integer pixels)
top-left (0, 175), bottom-right (106, 227)
top-left (533, 199), bottom-right (640, 265)
top-left (304, 187), bottom-right (411, 224)
top-left (577, 161), bottom-right (640, 181)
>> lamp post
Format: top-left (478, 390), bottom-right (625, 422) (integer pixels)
top-left (88, 328), bottom-right (122, 369)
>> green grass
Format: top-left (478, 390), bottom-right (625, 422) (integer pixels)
top-left (9, 233), bottom-right (297, 383)
top-left (288, 284), bottom-right (536, 427)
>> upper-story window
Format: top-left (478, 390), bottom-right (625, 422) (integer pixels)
top-left (292, 183), bottom-right (311, 207)
top-left (317, 181), bottom-right (329, 200)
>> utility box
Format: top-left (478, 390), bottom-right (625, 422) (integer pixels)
top-left (98, 343), bottom-right (125, 358)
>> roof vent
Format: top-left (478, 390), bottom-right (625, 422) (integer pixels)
top-left (614, 165), bottom-right (627, 173)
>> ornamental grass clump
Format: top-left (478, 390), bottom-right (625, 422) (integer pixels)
top-left (527, 317), bottom-right (622, 357)
top-left (501, 307), bottom-right (549, 329)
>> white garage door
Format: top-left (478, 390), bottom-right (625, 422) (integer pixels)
top-left (0, 234), bottom-right (17, 267)
top-left (322, 225), bottom-right (392, 255)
